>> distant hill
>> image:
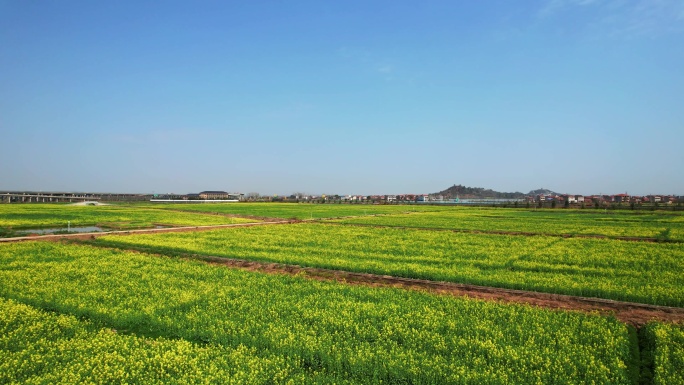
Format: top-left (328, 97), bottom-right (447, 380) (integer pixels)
top-left (527, 188), bottom-right (559, 196)
top-left (432, 185), bottom-right (560, 199)
top-left (433, 184), bottom-right (527, 199)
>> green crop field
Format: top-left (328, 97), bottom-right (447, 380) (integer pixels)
top-left (2, 203), bottom-right (683, 383)
top-left (330, 208), bottom-right (684, 240)
top-left (141, 202), bottom-right (445, 219)
top-left (0, 204), bottom-right (256, 236)
top-left (0, 242), bottom-right (638, 384)
top-left (0, 298), bottom-right (325, 384)
top-left (94, 223), bottom-right (684, 307)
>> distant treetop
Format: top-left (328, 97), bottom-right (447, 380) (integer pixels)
top-left (433, 184), bottom-right (544, 199)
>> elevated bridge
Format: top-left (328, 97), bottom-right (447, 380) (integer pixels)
top-left (0, 191), bottom-right (152, 203)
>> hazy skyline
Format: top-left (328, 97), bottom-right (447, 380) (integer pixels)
top-left (2, 1), bottom-right (683, 196)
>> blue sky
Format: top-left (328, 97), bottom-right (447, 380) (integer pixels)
top-left (1, 0), bottom-right (683, 196)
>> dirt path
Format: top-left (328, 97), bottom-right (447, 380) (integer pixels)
top-left (189, 254), bottom-right (684, 327)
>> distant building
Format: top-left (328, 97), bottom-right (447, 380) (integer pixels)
top-left (199, 191), bottom-right (229, 199)
top-left (196, 191), bottom-right (244, 200)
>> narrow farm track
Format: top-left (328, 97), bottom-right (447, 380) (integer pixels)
top-left (0, 220), bottom-right (296, 243)
top-left (326, 221), bottom-right (683, 243)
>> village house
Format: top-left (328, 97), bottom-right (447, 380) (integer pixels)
top-left (563, 195), bottom-right (577, 204)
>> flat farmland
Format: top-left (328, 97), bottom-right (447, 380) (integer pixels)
top-left (0, 242), bottom-right (639, 384)
top-left (142, 202), bottom-right (445, 219)
top-left (94, 223), bottom-right (684, 307)
top-left (330, 208), bottom-right (684, 240)
top-left (0, 204), bottom-right (257, 236)
top-left (2, 204), bottom-right (683, 383)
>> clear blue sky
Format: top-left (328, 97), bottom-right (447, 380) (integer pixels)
top-left (2, 0), bottom-right (683, 196)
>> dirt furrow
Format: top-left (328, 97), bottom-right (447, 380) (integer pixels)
top-left (191, 254), bottom-right (684, 327)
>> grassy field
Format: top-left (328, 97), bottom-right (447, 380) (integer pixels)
top-left (94, 223), bottom-right (684, 307)
top-left (0, 204), bottom-right (256, 236)
top-left (0, 241), bottom-right (638, 384)
top-left (330, 208), bottom-right (684, 240)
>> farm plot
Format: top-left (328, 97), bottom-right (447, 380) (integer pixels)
top-left (144, 202), bottom-right (444, 220)
top-left (0, 204), bottom-right (256, 236)
top-left (0, 241), bottom-right (637, 384)
top-left (0, 298), bottom-right (330, 384)
top-left (330, 209), bottom-right (684, 240)
top-left (94, 223), bottom-right (684, 307)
